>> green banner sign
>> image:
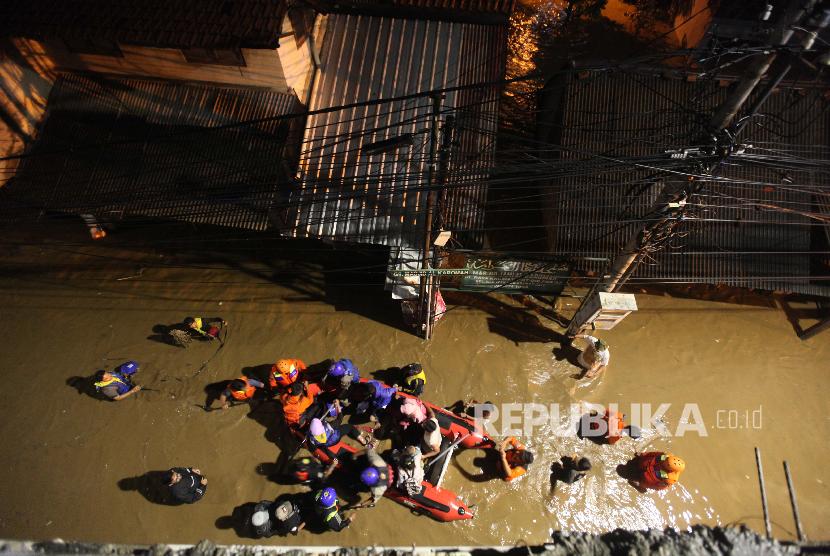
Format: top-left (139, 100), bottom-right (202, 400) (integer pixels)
top-left (443, 255), bottom-right (572, 294)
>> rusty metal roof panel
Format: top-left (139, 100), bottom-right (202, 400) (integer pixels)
top-left (544, 69), bottom-right (830, 297)
top-left (315, 0), bottom-right (515, 24)
top-left (2, 74), bottom-right (303, 230)
top-left (287, 14), bottom-right (505, 250)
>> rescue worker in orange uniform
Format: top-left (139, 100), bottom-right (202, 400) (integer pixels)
top-left (270, 359), bottom-right (307, 390)
top-left (599, 407), bottom-right (626, 444)
top-left (628, 452), bottom-right (685, 492)
top-left (213, 376), bottom-right (264, 410)
top-left (280, 381), bottom-right (322, 427)
top-left (499, 436), bottom-right (534, 482)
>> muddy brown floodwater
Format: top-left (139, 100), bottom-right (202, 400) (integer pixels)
top-left (0, 237), bottom-right (828, 546)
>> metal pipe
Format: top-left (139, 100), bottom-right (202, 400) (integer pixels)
top-left (783, 461), bottom-right (806, 541)
top-left (425, 434), bottom-right (470, 470)
top-left (755, 447), bottom-right (772, 539)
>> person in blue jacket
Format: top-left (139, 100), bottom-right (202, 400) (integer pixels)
top-left (94, 361), bottom-right (142, 401)
top-left (350, 380), bottom-right (396, 420)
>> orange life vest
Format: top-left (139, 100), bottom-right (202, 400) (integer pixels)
top-left (281, 384), bottom-right (320, 425)
top-left (504, 437), bottom-right (526, 467)
top-left (604, 409), bottom-right (625, 445)
top-left (230, 377), bottom-right (256, 401)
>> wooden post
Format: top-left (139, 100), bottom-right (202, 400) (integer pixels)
top-left (798, 314), bottom-right (830, 341)
top-left (755, 447), bottom-right (772, 539)
top-left (783, 461), bottom-right (806, 541)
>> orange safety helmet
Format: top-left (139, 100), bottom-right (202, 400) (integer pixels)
top-left (661, 455), bottom-right (686, 473)
top-left (272, 359), bottom-right (299, 383)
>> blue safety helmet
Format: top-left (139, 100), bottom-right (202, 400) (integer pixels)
top-left (360, 467), bottom-right (380, 486)
top-left (316, 487), bottom-right (337, 508)
top-left (328, 361), bottom-right (347, 378)
top-left (118, 361), bottom-right (139, 374)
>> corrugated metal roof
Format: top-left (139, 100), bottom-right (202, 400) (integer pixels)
top-left (543, 69), bottom-right (830, 297)
top-left (287, 13), bottom-right (505, 251)
top-left (2, 74), bottom-right (303, 230)
top-left (314, 0), bottom-right (515, 24)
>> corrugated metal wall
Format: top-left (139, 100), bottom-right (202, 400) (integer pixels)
top-left (288, 14), bottom-right (505, 251)
top-left (545, 70), bottom-right (830, 296)
top-left (4, 74), bottom-right (303, 230)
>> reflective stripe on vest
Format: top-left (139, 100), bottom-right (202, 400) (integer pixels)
top-left (95, 374), bottom-right (130, 395)
top-left (403, 369), bottom-right (427, 391)
top-left (192, 317), bottom-right (209, 336)
top-left (230, 377), bottom-right (255, 400)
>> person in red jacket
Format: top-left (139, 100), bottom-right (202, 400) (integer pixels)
top-left (628, 452), bottom-right (685, 492)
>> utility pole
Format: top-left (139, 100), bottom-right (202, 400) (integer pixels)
top-left (419, 95), bottom-right (442, 339)
top-left (565, 179), bottom-right (690, 336)
top-left (424, 114), bottom-right (455, 340)
top-left (708, 0), bottom-right (819, 134)
top-left (566, 0), bottom-right (823, 337)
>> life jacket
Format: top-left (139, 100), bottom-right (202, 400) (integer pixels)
top-left (94, 373), bottom-right (131, 396)
top-left (401, 367), bottom-right (427, 395)
top-left (603, 410), bottom-right (625, 445)
top-left (291, 458), bottom-right (324, 484)
top-left (230, 377), bottom-right (256, 401)
top-left (308, 420), bottom-right (340, 447)
top-left (318, 505), bottom-right (340, 526)
top-left (314, 493), bottom-right (341, 526)
top-left (636, 452), bottom-right (677, 490)
top-left (504, 437), bottom-right (527, 468)
top-left (281, 385), bottom-right (318, 426)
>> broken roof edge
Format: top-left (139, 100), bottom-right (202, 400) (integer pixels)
top-left (309, 0), bottom-right (516, 26)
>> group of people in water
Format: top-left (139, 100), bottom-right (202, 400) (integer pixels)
top-left (90, 316), bottom-right (687, 537)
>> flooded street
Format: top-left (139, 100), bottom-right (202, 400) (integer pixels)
top-left (0, 229), bottom-right (827, 546)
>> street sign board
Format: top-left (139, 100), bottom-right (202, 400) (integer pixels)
top-left (389, 268), bottom-right (471, 277)
top-left (441, 254), bottom-right (572, 295)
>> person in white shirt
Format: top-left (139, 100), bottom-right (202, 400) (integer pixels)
top-left (394, 446), bottom-right (424, 496)
top-left (420, 408), bottom-right (442, 460)
top-left (574, 334), bottom-right (610, 379)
